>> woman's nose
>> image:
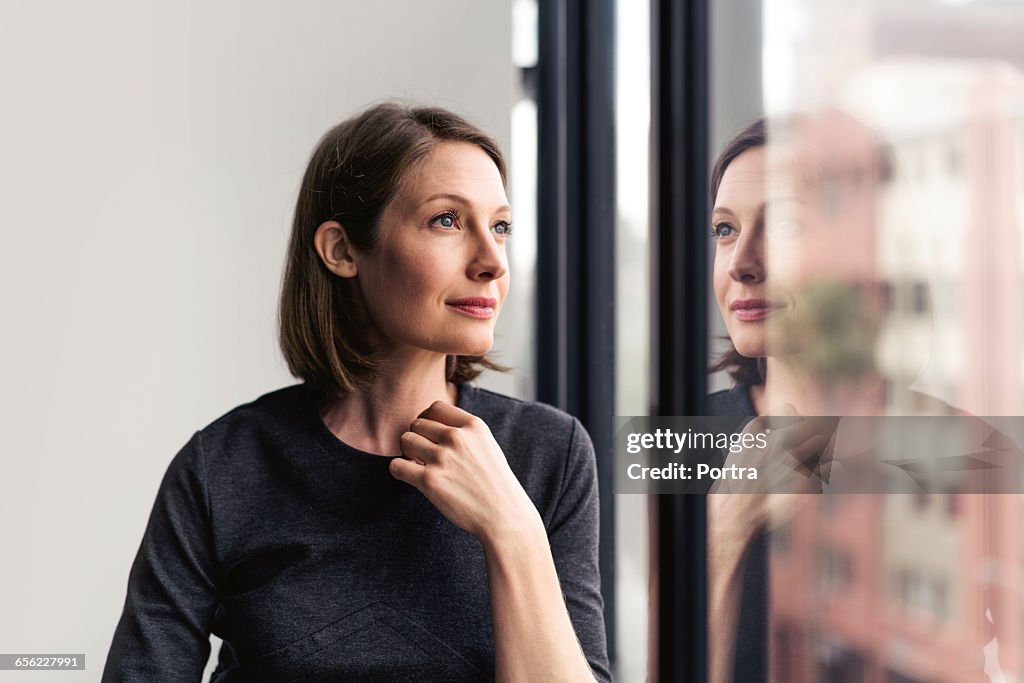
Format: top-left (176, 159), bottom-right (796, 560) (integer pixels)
top-left (727, 230), bottom-right (765, 283)
top-left (467, 231), bottom-right (508, 281)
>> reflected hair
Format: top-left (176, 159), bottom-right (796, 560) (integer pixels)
top-left (709, 114), bottom-right (894, 387)
top-left (709, 118), bottom-right (768, 386)
top-left (278, 102), bottom-right (508, 401)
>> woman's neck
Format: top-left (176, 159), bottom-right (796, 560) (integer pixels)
top-left (753, 357), bottom-right (885, 416)
top-left (320, 349), bottom-right (457, 456)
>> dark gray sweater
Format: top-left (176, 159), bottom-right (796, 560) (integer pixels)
top-left (708, 385), bottom-right (767, 683)
top-left (102, 384), bottom-right (610, 682)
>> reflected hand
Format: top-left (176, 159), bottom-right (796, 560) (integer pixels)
top-left (389, 401), bottom-right (541, 544)
top-left (707, 407), bottom-right (837, 683)
top-left (710, 404), bottom-right (833, 539)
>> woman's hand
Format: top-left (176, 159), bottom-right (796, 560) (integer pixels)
top-left (388, 401), bottom-right (542, 545)
top-left (710, 404), bottom-right (833, 537)
top-left (708, 405), bottom-right (834, 683)
top-left (391, 402), bottom-right (599, 680)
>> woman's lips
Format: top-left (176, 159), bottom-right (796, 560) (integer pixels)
top-left (730, 298), bottom-right (785, 322)
top-left (446, 297), bottom-right (497, 320)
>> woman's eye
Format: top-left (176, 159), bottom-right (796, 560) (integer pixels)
top-left (431, 212), bottom-right (459, 229)
top-left (493, 221), bottom-right (512, 236)
top-left (712, 222), bottom-right (736, 239)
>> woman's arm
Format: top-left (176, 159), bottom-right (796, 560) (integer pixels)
top-left (706, 409), bottom-right (831, 682)
top-left (102, 432), bottom-right (220, 682)
top-left (483, 515), bottom-right (598, 682)
top-left (390, 402), bottom-right (605, 682)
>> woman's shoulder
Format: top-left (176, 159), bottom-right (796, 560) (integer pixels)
top-left (460, 384), bottom-right (581, 437)
top-left (460, 385), bottom-right (595, 511)
top-left (190, 384), bottom-right (313, 453)
top-left (200, 383), bottom-right (308, 425)
top-left (459, 385), bottom-right (591, 473)
top-left (151, 385), bottom-right (314, 498)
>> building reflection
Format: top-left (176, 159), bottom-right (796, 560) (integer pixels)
top-left (764, 58), bottom-right (1024, 683)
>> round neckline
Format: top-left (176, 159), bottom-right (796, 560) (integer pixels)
top-left (303, 383), bottom-right (475, 462)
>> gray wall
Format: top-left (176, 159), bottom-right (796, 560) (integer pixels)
top-left (0, 2), bottom-right (513, 678)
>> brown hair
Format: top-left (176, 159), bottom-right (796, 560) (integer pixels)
top-left (709, 114), bottom-right (893, 386)
top-left (709, 118), bottom-right (767, 386)
top-left (278, 102), bottom-right (508, 401)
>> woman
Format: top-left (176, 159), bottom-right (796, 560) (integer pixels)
top-left (708, 115), bottom-right (891, 418)
top-left (102, 103), bottom-right (609, 682)
top-left (705, 117), bottom-right (782, 683)
top-left (704, 113), bottom-right (986, 682)
top-left (705, 115), bottom-right (876, 683)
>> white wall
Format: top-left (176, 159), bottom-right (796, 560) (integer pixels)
top-left (0, 1), bottom-right (513, 679)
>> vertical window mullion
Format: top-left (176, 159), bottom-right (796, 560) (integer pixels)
top-left (650, 0), bottom-right (710, 680)
top-left (537, 0), bottom-right (618, 668)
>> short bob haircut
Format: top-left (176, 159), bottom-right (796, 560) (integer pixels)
top-left (279, 103), bottom-right (507, 401)
top-left (709, 114), bottom-right (893, 387)
top-left (709, 117), bottom-right (768, 386)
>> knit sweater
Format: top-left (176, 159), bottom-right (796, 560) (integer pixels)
top-left (708, 384), bottom-right (766, 683)
top-left (102, 384), bottom-right (610, 682)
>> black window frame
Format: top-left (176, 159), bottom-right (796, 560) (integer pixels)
top-left (650, 0), bottom-right (711, 680)
top-left (535, 0), bottom-right (618, 669)
top-left (534, 0), bottom-right (712, 678)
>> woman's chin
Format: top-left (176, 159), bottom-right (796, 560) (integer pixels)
top-left (445, 338), bottom-right (494, 358)
top-left (731, 338), bottom-right (765, 360)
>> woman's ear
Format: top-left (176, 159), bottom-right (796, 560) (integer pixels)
top-left (313, 221), bottom-right (359, 278)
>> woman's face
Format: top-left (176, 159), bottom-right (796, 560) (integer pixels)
top-left (356, 141), bottom-right (511, 358)
top-left (712, 146), bottom-right (797, 359)
top-left (713, 140), bottom-right (887, 384)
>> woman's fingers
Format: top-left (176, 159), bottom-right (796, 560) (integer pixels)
top-left (388, 456), bottom-right (426, 487)
top-left (399, 430), bottom-right (441, 464)
top-left (409, 417), bottom-right (458, 445)
top-left (767, 417), bottom-right (819, 452)
top-left (756, 427), bottom-right (831, 492)
top-left (418, 400), bottom-right (477, 428)
top-left (388, 398), bottom-right (534, 543)
top-left (741, 414), bottom-right (770, 436)
top-left (782, 433), bottom-right (830, 475)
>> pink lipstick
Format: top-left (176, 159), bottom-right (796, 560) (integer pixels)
top-left (446, 297), bottom-right (497, 320)
top-left (730, 298), bottom-right (785, 322)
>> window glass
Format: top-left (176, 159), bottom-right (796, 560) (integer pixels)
top-left (615, 0), bottom-right (651, 681)
top-left (708, 0), bottom-right (1024, 680)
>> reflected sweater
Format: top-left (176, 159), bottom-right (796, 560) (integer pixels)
top-left (708, 385), bottom-right (767, 683)
top-left (102, 384), bottom-right (610, 682)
